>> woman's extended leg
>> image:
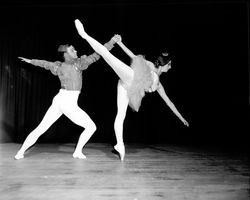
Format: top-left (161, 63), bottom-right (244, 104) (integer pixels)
top-left (75, 19), bottom-right (134, 85)
top-left (14, 101), bottom-right (62, 159)
top-left (114, 81), bottom-right (129, 161)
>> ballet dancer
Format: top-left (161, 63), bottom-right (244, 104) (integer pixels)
top-left (74, 19), bottom-right (189, 161)
top-left (14, 36), bottom-right (119, 160)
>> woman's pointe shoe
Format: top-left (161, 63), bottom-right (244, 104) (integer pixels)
top-left (114, 144), bottom-right (125, 161)
top-left (14, 152), bottom-right (24, 160)
top-left (73, 152), bottom-right (86, 159)
top-left (74, 19), bottom-right (87, 39)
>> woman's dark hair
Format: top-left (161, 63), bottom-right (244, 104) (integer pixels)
top-left (154, 51), bottom-right (171, 68)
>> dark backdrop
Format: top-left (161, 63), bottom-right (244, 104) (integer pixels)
top-left (0, 0), bottom-right (249, 150)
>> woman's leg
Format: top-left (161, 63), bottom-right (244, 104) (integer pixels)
top-left (75, 19), bottom-right (134, 85)
top-left (62, 103), bottom-right (96, 159)
top-left (14, 101), bottom-right (62, 159)
top-left (114, 81), bottom-right (129, 161)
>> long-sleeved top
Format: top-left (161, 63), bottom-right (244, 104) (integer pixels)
top-left (30, 38), bottom-right (116, 91)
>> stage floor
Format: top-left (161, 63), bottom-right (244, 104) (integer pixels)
top-left (0, 143), bottom-right (249, 200)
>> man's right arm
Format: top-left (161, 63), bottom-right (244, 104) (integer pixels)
top-left (19, 57), bottom-right (60, 75)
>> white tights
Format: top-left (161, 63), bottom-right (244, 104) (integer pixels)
top-left (75, 22), bottom-right (134, 159)
top-left (15, 89), bottom-right (96, 159)
top-left (114, 81), bottom-right (129, 147)
top-left (80, 32), bottom-right (133, 147)
top-left (83, 33), bottom-right (134, 86)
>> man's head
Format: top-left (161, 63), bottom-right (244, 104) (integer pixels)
top-left (58, 44), bottom-right (78, 60)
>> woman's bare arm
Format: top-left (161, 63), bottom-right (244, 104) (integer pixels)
top-left (157, 82), bottom-right (189, 126)
top-left (115, 35), bottom-right (137, 59)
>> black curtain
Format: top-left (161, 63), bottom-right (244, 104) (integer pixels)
top-left (0, 1), bottom-right (249, 149)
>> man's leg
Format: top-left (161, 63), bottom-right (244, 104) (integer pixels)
top-left (15, 99), bottom-right (62, 159)
top-left (62, 101), bottom-right (96, 159)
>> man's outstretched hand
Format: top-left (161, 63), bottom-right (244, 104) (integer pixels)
top-left (18, 57), bottom-right (31, 63)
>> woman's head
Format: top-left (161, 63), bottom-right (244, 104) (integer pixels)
top-left (154, 51), bottom-right (172, 74)
top-left (154, 51), bottom-right (171, 68)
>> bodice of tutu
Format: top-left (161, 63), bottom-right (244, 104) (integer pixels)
top-left (127, 55), bottom-right (154, 111)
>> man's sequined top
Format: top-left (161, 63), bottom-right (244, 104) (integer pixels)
top-left (30, 39), bottom-right (116, 91)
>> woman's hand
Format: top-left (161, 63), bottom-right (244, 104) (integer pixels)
top-left (182, 119), bottom-right (189, 127)
top-left (113, 34), bottom-right (122, 44)
top-left (112, 34), bottom-right (122, 44)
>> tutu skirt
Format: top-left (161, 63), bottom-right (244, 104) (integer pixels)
top-left (127, 55), bottom-right (153, 112)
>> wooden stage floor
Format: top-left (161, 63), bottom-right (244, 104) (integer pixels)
top-left (0, 143), bottom-right (249, 200)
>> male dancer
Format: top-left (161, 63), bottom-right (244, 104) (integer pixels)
top-left (14, 36), bottom-right (119, 160)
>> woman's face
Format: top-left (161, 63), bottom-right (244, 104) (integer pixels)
top-left (160, 61), bottom-right (171, 73)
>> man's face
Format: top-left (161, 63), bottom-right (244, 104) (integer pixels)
top-left (67, 46), bottom-right (78, 59)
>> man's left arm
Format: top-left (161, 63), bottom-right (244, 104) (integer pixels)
top-left (78, 37), bottom-right (117, 70)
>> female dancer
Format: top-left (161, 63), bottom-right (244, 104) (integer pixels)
top-left (14, 36), bottom-right (117, 160)
top-left (74, 19), bottom-right (189, 161)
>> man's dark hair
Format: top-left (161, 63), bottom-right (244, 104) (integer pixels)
top-left (58, 44), bottom-right (70, 52)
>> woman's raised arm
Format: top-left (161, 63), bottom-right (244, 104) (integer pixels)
top-left (115, 35), bottom-right (137, 59)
